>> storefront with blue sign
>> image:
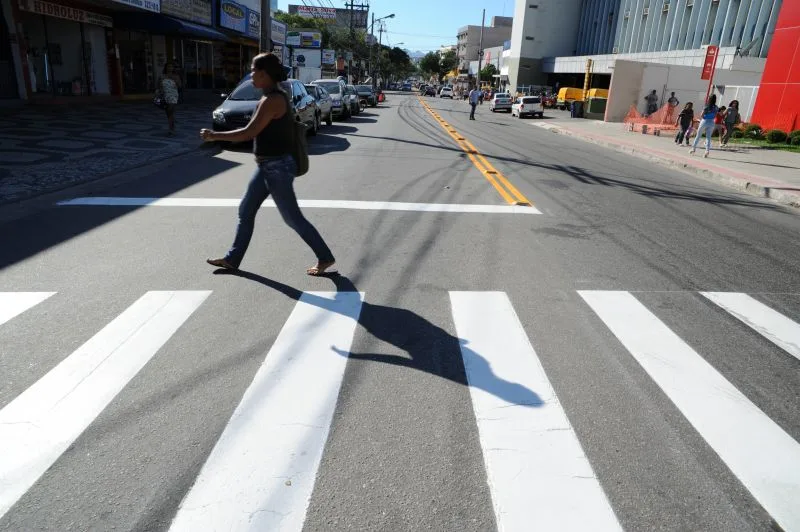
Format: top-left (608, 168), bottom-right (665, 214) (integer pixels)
top-left (216, 0), bottom-right (263, 89)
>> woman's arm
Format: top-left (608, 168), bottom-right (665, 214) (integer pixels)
top-left (201, 95), bottom-right (286, 143)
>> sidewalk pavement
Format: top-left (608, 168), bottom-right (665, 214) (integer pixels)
top-left (531, 117), bottom-right (800, 208)
top-left (0, 95), bottom-right (220, 205)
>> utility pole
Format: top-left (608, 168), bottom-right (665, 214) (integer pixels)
top-left (369, 12), bottom-right (374, 86)
top-left (259, 0), bottom-right (272, 54)
top-left (476, 9), bottom-right (485, 90)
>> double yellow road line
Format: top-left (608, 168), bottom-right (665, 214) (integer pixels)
top-left (418, 97), bottom-right (532, 207)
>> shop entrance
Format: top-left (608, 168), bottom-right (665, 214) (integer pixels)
top-left (0, 6), bottom-right (19, 98)
top-left (116, 30), bottom-right (152, 94)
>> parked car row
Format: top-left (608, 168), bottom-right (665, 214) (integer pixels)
top-left (489, 92), bottom-right (545, 119)
top-left (211, 75), bottom-right (383, 137)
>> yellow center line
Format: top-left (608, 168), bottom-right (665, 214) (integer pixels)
top-left (417, 97), bottom-right (533, 207)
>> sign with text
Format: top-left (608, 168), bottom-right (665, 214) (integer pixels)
top-left (220, 0), bottom-right (247, 33)
top-left (701, 45), bottom-right (719, 80)
top-left (160, 0), bottom-right (211, 25)
top-left (286, 31), bottom-right (321, 48)
top-left (18, 0), bottom-right (113, 27)
top-left (112, 0), bottom-right (160, 13)
top-left (322, 49), bottom-right (335, 65)
top-left (271, 19), bottom-right (286, 44)
top-left (296, 5), bottom-right (336, 19)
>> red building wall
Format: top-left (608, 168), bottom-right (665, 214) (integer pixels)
top-left (750, 0), bottom-right (800, 132)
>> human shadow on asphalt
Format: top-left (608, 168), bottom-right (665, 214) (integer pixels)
top-left (216, 269), bottom-right (543, 407)
top-left (346, 115), bottom-right (377, 124)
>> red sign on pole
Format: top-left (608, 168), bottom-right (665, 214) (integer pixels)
top-left (701, 45), bottom-right (719, 80)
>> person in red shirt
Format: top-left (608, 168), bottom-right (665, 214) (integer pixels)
top-left (713, 106), bottom-right (727, 147)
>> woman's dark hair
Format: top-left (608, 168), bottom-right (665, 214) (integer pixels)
top-left (252, 53), bottom-right (287, 82)
top-left (684, 102), bottom-right (693, 109)
top-left (706, 94), bottom-right (717, 106)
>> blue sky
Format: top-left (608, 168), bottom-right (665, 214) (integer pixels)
top-left (277, 0), bottom-right (513, 52)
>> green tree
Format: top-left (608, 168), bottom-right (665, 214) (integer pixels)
top-left (439, 49), bottom-right (457, 77)
top-left (419, 51), bottom-right (441, 78)
top-left (480, 63), bottom-right (498, 81)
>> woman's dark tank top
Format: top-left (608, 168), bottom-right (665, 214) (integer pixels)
top-left (254, 88), bottom-right (293, 158)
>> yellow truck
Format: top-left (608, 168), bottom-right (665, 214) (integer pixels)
top-left (556, 87), bottom-right (609, 110)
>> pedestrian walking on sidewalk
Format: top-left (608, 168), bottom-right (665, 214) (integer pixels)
top-left (721, 100), bottom-right (741, 147)
top-left (199, 53), bottom-right (336, 276)
top-left (469, 88), bottom-right (479, 120)
top-left (674, 102), bottom-right (694, 145)
top-left (689, 94), bottom-right (719, 158)
top-left (157, 62), bottom-right (182, 136)
top-left (713, 106), bottom-right (728, 147)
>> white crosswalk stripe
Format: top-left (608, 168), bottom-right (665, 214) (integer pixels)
top-left (579, 290), bottom-right (800, 532)
top-left (0, 288), bottom-right (798, 530)
top-left (0, 290), bottom-right (211, 520)
top-left (450, 291), bottom-right (621, 531)
top-left (169, 291), bottom-right (363, 531)
top-left (701, 291), bottom-right (800, 362)
top-left (0, 292), bottom-right (55, 326)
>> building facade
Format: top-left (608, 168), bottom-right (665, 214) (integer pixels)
top-left (508, 0), bottom-right (783, 92)
top-left (750, 0), bottom-right (800, 131)
top-left (457, 16), bottom-right (512, 73)
top-left (2, 0), bottom-right (278, 102)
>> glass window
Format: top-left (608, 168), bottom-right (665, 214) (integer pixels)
top-left (315, 81), bottom-right (340, 94)
top-left (228, 75), bottom-right (261, 100)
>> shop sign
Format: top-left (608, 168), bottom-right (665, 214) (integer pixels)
top-left (286, 31), bottom-right (321, 49)
top-left (113, 0), bottom-right (160, 13)
top-left (270, 19), bottom-right (286, 44)
top-left (18, 0), bottom-right (113, 27)
top-left (296, 5), bottom-right (336, 19)
top-left (160, 0), bottom-right (211, 25)
top-left (322, 49), bottom-right (335, 65)
top-left (220, 0), bottom-right (247, 33)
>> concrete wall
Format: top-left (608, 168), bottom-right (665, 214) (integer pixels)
top-left (605, 59), bottom-right (763, 121)
top-left (605, 60), bottom-right (645, 121)
top-left (508, 0), bottom-right (583, 91)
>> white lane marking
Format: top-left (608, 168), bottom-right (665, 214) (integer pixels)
top-left (0, 292), bottom-right (56, 327)
top-left (579, 290), bottom-right (800, 532)
top-left (449, 291), bottom-right (621, 531)
top-left (57, 197), bottom-right (541, 214)
top-left (701, 292), bottom-right (800, 362)
top-left (169, 291), bottom-right (363, 532)
top-left (0, 291), bottom-right (211, 519)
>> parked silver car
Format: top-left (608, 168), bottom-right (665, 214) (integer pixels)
top-left (310, 79), bottom-right (349, 120)
top-left (489, 92), bottom-right (513, 112)
top-left (305, 84), bottom-right (333, 126)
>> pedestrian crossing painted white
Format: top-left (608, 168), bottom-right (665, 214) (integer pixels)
top-left (579, 290), bottom-right (800, 532)
top-left (449, 291), bottom-right (622, 531)
top-left (169, 291), bottom-right (363, 532)
top-left (0, 292), bottom-right (56, 327)
top-left (57, 197), bottom-right (541, 214)
top-left (701, 292), bottom-right (800, 362)
top-left (0, 290), bottom-right (211, 520)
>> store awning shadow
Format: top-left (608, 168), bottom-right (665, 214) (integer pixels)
top-left (0, 154), bottom-right (239, 271)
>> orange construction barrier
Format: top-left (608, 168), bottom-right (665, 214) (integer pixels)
top-left (623, 103), bottom-right (680, 134)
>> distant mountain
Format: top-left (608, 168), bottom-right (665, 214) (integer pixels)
top-left (408, 50), bottom-right (427, 59)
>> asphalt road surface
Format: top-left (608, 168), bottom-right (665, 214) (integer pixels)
top-left (1, 92), bottom-right (799, 532)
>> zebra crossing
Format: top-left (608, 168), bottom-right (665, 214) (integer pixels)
top-left (1, 288), bottom-right (799, 531)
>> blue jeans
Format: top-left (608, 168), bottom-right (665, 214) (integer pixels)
top-left (692, 119), bottom-right (716, 151)
top-left (225, 155), bottom-right (335, 268)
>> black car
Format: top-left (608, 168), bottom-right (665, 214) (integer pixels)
top-left (212, 74), bottom-right (320, 136)
top-left (355, 85), bottom-right (377, 107)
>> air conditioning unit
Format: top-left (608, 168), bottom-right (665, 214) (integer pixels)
top-left (643, 7), bottom-right (649, 15)
top-left (612, 46), bottom-right (619, 54)
top-left (686, 0), bottom-right (694, 6)
top-left (624, 10), bottom-right (631, 18)
top-left (662, 1), bottom-right (669, 12)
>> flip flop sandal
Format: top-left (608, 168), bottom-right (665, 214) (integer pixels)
top-left (207, 258), bottom-right (236, 270)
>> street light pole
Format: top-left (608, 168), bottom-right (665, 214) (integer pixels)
top-left (259, 0), bottom-right (272, 54)
top-left (476, 8), bottom-right (485, 90)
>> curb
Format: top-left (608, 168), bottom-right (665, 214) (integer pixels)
top-left (0, 143), bottom-right (220, 224)
top-left (535, 123), bottom-right (800, 209)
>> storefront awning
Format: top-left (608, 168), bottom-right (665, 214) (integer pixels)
top-left (114, 13), bottom-right (230, 42)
